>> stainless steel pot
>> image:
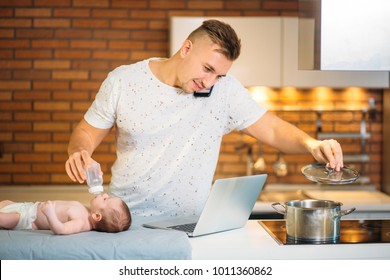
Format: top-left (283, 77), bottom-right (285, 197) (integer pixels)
top-left (272, 199), bottom-right (356, 242)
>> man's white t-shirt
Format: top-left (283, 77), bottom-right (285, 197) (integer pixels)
top-left (85, 58), bottom-right (266, 217)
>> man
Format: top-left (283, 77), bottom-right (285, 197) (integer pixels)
top-left (65, 20), bottom-right (343, 218)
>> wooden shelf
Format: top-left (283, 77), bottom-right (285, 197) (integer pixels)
top-left (317, 132), bottom-right (371, 140)
top-left (267, 105), bottom-right (369, 112)
top-left (344, 154), bottom-right (370, 163)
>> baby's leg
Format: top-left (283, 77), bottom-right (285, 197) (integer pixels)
top-left (0, 213), bottom-right (20, 229)
top-left (0, 200), bottom-right (20, 229)
top-left (0, 200), bottom-right (15, 208)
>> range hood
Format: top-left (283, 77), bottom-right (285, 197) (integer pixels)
top-left (299, 0), bottom-right (390, 71)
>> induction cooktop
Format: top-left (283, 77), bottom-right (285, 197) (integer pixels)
top-left (259, 219), bottom-right (390, 245)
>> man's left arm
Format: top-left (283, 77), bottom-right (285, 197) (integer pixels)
top-left (242, 111), bottom-right (343, 171)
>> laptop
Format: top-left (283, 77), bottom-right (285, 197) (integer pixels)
top-left (142, 174), bottom-right (267, 237)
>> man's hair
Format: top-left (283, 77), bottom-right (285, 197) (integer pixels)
top-left (187, 19), bottom-right (241, 61)
top-left (95, 200), bottom-right (131, 233)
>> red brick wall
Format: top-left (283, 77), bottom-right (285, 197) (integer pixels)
top-left (0, 0), bottom-right (383, 189)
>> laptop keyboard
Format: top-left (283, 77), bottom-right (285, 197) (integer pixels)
top-left (168, 223), bottom-right (197, 233)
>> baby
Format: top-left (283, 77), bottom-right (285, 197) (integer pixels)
top-left (0, 193), bottom-right (131, 235)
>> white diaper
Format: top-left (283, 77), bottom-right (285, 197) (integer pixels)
top-left (0, 202), bottom-right (40, 230)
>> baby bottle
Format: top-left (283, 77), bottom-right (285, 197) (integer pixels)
top-left (84, 162), bottom-right (104, 195)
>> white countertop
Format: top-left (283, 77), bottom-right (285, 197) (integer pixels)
top-left (190, 220), bottom-right (390, 260)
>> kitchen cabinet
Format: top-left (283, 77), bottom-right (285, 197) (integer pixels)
top-left (298, 0), bottom-right (390, 71)
top-left (283, 17), bottom-right (389, 88)
top-left (170, 16), bottom-right (389, 88)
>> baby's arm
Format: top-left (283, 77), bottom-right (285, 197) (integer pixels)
top-left (40, 201), bottom-right (85, 235)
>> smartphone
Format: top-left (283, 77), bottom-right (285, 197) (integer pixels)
top-left (193, 85), bottom-right (214, 97)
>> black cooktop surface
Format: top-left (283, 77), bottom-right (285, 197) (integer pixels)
top-left (259, 219), bottom-right (390, 245)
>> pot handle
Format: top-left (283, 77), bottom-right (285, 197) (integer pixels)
top-left (271, 202), bottom-right (286, 215)
top-left (338, 207), bottom-right (356, 218)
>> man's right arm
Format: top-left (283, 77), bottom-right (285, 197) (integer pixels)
top-left (65, 119), bottom-right (111, 183)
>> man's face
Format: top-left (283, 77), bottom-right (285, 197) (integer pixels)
top-left (177, 37), bottom-right (233, 93)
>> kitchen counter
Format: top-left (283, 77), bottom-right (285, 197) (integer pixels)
top-left (189, 220), bottom-right (390, 260)
top-left (254, 184), bottom-right (390, 219)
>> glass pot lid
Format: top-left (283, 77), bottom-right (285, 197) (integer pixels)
top-left (301, 163), bottom-right (360, 184)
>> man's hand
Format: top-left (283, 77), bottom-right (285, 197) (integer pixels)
top-left (65, 150), bottom-right (93, 183)
top-left (308, 139), bottom-right (343, 171)
top-left (65, 119), bottom-right (110, 184)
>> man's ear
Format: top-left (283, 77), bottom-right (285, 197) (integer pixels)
top-left (180, 39), bottom-right (193, 57)
top-left (92, 212), bottom-right (102, 222)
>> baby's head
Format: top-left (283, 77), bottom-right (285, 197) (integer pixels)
top-left (91, 194), bottom-right (131, 233)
